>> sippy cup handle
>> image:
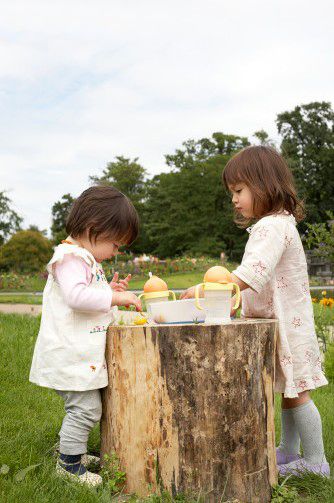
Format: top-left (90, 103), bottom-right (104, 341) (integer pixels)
top-left (195, 283), bottom-right (204, 310)
top-left (138, 293), bottom-right (144, 300)
top-left (231, 283), bottom-right (241, 310)
top-left (169, 290), bottom-right (176, 301)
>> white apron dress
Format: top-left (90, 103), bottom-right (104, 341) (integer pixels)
top-left (233, 212), bottom-right (328, 398)
top-left (29, 243), bottom-right (117, 391)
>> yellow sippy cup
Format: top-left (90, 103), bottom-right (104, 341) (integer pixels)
top-left (138, 272), bottom-right (176, 314)
top-left (195, 266), bottom-right (240, 324)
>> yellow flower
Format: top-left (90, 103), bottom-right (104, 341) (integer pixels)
top-left (322, 290), bottom-right (327, 296)
top-left (319, 297), bottom-right (334, 308)
top-left (133, 316), bottom-right (148, 325)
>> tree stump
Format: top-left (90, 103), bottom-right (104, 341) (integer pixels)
top-left (101, 319), bottom-right (278, 502)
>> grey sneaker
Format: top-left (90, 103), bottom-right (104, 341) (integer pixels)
top-left (81, 453), bottom-right (100, 469)
top-left (56, 461), bottom-right (102, 487)
top-left (276, 448), bottom-right (301, 465)
top-left (278, 458), bottom-right (330, 478)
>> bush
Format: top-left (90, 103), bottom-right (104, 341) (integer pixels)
top-left (0, 230), bottom-right (53, 273)
top-left (103, 255), bottom-right (238, 278)
top-left (0, 272), bottom-right (47, 291)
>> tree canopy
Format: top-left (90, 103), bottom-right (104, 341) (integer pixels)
top-left (143, 133), bottom-right (250, 259)
top-left (51, 193), bottom-right (74, 244)
top-left (0, 191), bottom-right (22, 246)
top-left (7, 100), bottom-right (331, 263)
top-left (277, 101), bottom-right (334, 223)
top-left (0, 230), bottom-right (53, 273)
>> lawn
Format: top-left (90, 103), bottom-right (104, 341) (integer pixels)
top-left (1, 270), bottom-right (333, 307)
top-left (0, 295), bottom-right (43, 305)
top-left (0, 272), bottom-right (207, 305)
top-left (1, 268), bottom-right (332, 297)
top-left (0, 313), bottom-right (333, 502)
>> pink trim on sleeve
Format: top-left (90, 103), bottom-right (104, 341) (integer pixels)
top-left (54, 254), bottom-right (112, 312)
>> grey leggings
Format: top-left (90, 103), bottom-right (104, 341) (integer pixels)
top-left (56, 389), bottom-right (102, 455)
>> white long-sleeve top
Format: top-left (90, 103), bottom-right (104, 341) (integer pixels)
top-left (54, 254), bottom-right (112, 312)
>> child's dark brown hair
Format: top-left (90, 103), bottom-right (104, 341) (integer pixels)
top-left (66, 185), bottom-right (139, 245)
top-left (222, 145), bottom-right (305, 227)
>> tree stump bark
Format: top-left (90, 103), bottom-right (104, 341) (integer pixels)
top-left (101, 319), bottom-right (278, 502)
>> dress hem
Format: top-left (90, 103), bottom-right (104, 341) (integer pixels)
top-left (29, 378), bottom-right (109, 392)
top-left (275, 374), bottom-right (328, 398)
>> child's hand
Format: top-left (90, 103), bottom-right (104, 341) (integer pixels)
top-left (180, 285), bottom-right (203, 300)
top-left (230, 294), bottom-right (241, 318)
top-left (110, 272), bottom-right (131, 292)
top-left (112, 291), bottom-right (142, 311)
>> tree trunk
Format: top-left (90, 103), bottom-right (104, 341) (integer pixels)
top-left (101, 319), bottom-right (278, 502)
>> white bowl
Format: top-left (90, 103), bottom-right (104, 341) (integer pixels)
top-left (148, 298), bottom-right (206, 324)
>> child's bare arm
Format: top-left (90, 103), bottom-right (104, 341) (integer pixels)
top-left (230, 273), bottom-right (250, 292)
top-left (179, 284), bottom-right (203, 300)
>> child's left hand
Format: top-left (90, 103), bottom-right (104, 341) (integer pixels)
top-left (110, 272), bottom-right (131, 292)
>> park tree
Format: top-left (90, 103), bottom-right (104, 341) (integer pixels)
top-left (144, 133), bottom-right (250, 259)
top-left (0, 191), bottom-right (22, 245)
top-left (51, 193), bottom-right (74, 244)
top-left (0, 230), bottom-right (53, 272)
top-left (253, 130), bottom-right (276, 147)
top-left (277, 102), bottom-right (334, 223)
top-left (90, 156), bottom-right (148, 252)
top-left (28, 224), bottom-right (48, 236)
top-left (305, 211), bottom-right (334, 264)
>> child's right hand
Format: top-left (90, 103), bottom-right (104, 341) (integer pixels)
top-left (230, 293), bottom-right (241, 317)
top-left (112, 291), bottom-right (142, 311)
top-left (179, 285), bottom-right (203, 300)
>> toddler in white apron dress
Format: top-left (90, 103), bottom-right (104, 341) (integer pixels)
top-left (29, 185), bottom-right (141, 486)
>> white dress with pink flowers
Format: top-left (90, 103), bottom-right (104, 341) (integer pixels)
top-left (233, 212), bottom-right (328, 398)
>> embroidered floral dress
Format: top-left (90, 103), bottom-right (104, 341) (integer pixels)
top-left (233, 212), bottom-right (328, 398)
top-left (29, 243), bottom-right (117, 391)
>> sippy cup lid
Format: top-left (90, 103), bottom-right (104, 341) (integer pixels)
top-left (203, 266), bottom-right (231, 284)
top-left (143, 272), bottom-right (168, 293)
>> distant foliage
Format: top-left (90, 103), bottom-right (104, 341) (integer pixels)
top-left (51, 193), bottom-right (74, 244)
top-left (0, 230), bottom-right (53, 273)
top-left (305, 212), bottom-right (334, 263)
top-left (0, 191), bottom-right (22, 245)
top-left (277, 101), bottom-right (334, 224)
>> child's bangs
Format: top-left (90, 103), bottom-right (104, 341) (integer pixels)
top-left (112, 218), bottom-right (139, 246)
top-left (222, 156), bottom-right (245, 190)
top-left (104, 199), bottom-right (139, 246)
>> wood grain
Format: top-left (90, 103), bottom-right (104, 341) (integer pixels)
top-left (101, 319), bottom-right (278, 502)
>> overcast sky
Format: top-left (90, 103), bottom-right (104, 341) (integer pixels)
top-left (1, 0), bottom-right (333, 233)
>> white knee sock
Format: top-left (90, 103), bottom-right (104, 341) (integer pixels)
top-left (291, 400), bottom-right (327, 464)
top-left (278, 408), bottom-right (300, 455)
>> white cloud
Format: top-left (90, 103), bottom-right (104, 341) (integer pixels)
top-left (0, 0), bottom-right (333, 231)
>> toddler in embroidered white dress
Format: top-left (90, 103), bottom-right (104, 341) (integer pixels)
top-left (181, 145), bottom-right (329, 478)
top-left (29, 186), bottom-right (142, 486)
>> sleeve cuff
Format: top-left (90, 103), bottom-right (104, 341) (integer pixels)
top-left (232, 265), bottom-right (265, 293)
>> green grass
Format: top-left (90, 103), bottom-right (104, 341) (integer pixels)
top-left (313, 303), bottom-right (334, 326)
top-left (0, 295), bottom-right (43, 305)
top-left (1, 269), bottom-right (333, 299)
top-left (128, 272), bottom-right (205, 290)
top-left (0, 313), bottom-right (333, 502)
top-left (0, 272), bottom-right (206, 305)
